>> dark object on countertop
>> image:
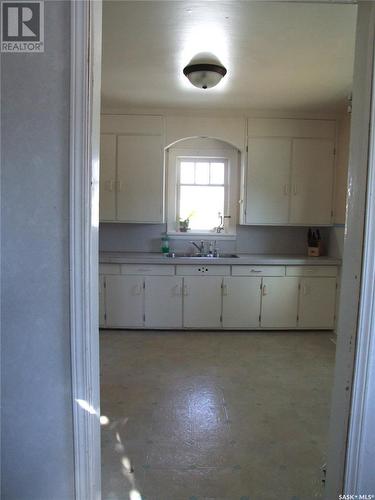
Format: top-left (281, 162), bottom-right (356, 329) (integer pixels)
top-left (307, 227), bottom-right (323, 256)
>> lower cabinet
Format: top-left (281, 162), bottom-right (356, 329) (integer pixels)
top-left (183, 276), bottom-right (222, 328)
top-left (144, 276), bottom-right (183, 328)
top-left (99, 275), bottom-right (106, 328)
top-left (298, 277), bottom-right (336, 329)
top-left (222, 277), bottom-right (262, 328)
top-left (261, 277), bottom-right (300, 328)
top-left (100, 264), bottom-right (338, 330)
top-left (105, 275), bottom-right (144, 328)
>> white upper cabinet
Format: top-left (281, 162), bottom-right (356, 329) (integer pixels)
top-left (245, 118), bottom-right (336, 226)
top-left (100, 115), bottom-right (164, 223)
top-left (290, 139), bottom-right (334, 225)
top-left (100, 134), bottom-right (117, 221)
top-left (117, 135), bottom-right (163, 222)
top-left (246, 138), bottom-right (291, 224)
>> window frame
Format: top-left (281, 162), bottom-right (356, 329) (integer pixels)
top-left (166, 146), bottom-right (239, 238)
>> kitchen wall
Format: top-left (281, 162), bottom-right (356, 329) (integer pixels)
top-left (1, 1), bottom-right (75, 499)
top-left (100, 111), bottom-right (350, 258)
top-left (99, 223), bottom-right (331, 256)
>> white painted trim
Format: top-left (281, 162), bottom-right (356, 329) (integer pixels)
top-left (70, 1), bottom-right (102, 499)
top-left (325, 3), bottom-right (375, 498)
top-left (344, 31), bottom-right (375, 492)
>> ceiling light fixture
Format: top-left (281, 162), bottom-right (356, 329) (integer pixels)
top-left (183, 52), bottom-right (227, 90)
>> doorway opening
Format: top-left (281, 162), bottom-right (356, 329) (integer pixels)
top-left (77, 1), bottom-right (375, 498)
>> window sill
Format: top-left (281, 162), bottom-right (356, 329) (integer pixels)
top-left (167, 231), bottom-right (236, 241)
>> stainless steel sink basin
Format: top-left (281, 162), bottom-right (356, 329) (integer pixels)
top-left (165, 252), bottom-right (239, 259)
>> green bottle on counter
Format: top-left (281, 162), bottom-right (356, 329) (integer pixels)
top-left (161, 233), bottom-right (170, 254)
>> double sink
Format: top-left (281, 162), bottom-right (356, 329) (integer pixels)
top-left (165, 252), bottom-right (239, 259)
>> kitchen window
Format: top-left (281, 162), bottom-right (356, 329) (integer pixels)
top-left (166, 146), bottom-right (239, 237)
top-left (177, 158), bottom-right (228, 232)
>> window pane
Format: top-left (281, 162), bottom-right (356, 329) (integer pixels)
top-left (180, 162), bottom-right (195, 184)
top-left (195, 162), bottom-right (209, 184)
top-left (179, 186), bottom-right (224, 231)
top-left (210, 162), bottom-right (225, 184)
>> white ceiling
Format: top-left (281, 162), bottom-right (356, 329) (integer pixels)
top-left (101, 1), bottom-right (357, 113)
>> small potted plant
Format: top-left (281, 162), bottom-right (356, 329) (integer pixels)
top-left (178, 211), bottom-right (194, 232)
top-left (179, 217), bottom-right (190, 232)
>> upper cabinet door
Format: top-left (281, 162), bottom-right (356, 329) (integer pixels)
top-left (246, 138), bottom-right (291, 224)
top-left (100, 134), bottom-right (117, 221)
top-left (290, 139), bottom-right (334, 225)
top-left (117, 135), bottom-right (164, 223)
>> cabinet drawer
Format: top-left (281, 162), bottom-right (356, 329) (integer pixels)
top-left (176, 265), bottom-right (230, 276)
top-left (232, 265), bottom-right (285, 277)
top-left (99, 263), bottom-right (121, 275)
top-left (121, 264), bottom-right (175, 276)
top-left (286, 266), bottom-right (338, 277)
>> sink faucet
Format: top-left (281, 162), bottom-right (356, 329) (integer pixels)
top-left (216, 213), bottom-right (231, 233)
top-left (190, 240), bottom-right (205, 253)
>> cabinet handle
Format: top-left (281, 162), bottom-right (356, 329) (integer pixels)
top-left (117, 180), bottom-right (123, 192)
top-left (303, 284), bottom-right (308, 296)
top-left (293, 184), bottom-right (298, 195)
top-left (250, 269), bottom-right (262, 273)
top-left (105, 180), bottom-right (114, 192)
top-left (173, 284), bottom-right (180, 296)
top-left (283, 184), bottom-right (289, 196)
top-left (262, 285), bottom-right (267, 296)
top-left (183, 285), bottom-right (188, 296)
top-left (133, 285), bottom-right (142, 295)
top-left (222, 284), bottom-right (228, 296)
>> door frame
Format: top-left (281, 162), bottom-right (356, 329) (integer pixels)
top-left (70, 1), bottom-right (102, 499)
top-left (70, 1), bottom-right (375, 499)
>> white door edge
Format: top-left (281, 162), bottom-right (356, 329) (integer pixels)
top-left (70, 1), bottom-right (102, 499)
top-left (344, 5), bottom-right (375, 491)
top-left (325, 3), bottom-right (375, 498)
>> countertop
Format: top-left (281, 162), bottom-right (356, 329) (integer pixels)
top-left (99, 252), bottom-right (341, 266)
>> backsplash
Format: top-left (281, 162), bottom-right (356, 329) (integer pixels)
top-left (99, 223), bottom-right (332, 256)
